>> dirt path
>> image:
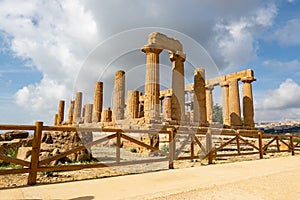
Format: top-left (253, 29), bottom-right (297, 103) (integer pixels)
top-left (1, 155), bottom-right (300, 199)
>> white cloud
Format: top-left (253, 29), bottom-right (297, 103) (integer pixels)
top-left (263, 59), bottom-right (300, 69)
top-left (260, 79), bottom-right (300, 109)
top-left (255, 79), bottom-right (300, 122)
top-left (214, 3), bottom-right (277, 69)
top-left (15, 77), bottom-right (70, 111)
top-left (0, 0), bottom-right (98, 123)
top-left (273, 18), bottom-right (300, 46)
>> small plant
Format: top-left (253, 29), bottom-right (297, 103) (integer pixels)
top-left (161, 144), bottom-right (169, 153)
top-left (42, 171), bottom-right (53, 177)
top-left (130, 148), bottom-right (137, 153)
top-left (0, 148), bottom-right (23, 169)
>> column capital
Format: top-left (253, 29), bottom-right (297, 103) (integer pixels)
top-left (205, 85), bottom-right (214, 91)
top-left (169, 51), bottom-right (186, 62)
top-left (241, 77), bottom-right (256, 83)
top-left (141, 46), bottom-right (163, 54)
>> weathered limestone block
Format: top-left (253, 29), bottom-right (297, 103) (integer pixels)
top-left (39, 131), bottom-right (92, 163)
top-left (101, 107), bottom-right (112, 122)
top-left (0, 131), bottom-right (29, 141)
top-left (193, 68), bottom-right (207, 125)
top-left (127, 90), bottom-right (140, 119)
top-left (144, 32), bottom-right (184, 57)
top-left (163, 95), bottom-right (172, 119)
top-left (16, 147), bottom-right (32, 161)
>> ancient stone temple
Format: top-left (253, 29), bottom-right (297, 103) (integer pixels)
top-left (54, 32), bottom-right (256, 130)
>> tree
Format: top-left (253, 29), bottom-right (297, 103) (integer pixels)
top-left (213, 103), bottom-right (223, 124)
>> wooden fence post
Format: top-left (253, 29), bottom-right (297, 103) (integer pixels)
top-left (116, 132), bottom-right (121, 163)
top-left (288, 134), bottom-right (295, 156)
top-left (206, 129), bottom-right (213, 164)
top-left (258, 131), bottom-right (264, 159)
top-left (28, 121), bottom-right (43, 185)
top-left (167, 128), bottom-right (175, 169)
top-left (236, 134), bottom-right (241, 155)
top-left (276, 136), bottom-right (280, 152)
top-left (191, 135), bottom-right (195, 161)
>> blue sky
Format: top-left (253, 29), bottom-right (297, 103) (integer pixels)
top-left (0, 0), bottom-right (300, 125)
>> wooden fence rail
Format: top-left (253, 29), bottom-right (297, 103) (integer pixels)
top-left (0, 122), bottom-right (299, 186)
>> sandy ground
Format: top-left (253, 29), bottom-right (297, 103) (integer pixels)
top-left (1, 154), bottom-right (300, 199)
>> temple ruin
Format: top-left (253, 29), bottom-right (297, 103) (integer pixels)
top-left (54, 32), bottom-right (256, 131)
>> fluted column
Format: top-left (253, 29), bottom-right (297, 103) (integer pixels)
top-left (220, 81), bottom-right (230, 126)
top-left (241, 77), bottom-right (256, 127)
top-left (68, 100), bottom-right (75, 125)
top-left (84, 104), bottom-right (93, 123)
top-left (54, 114), bottom-right (58, 126)
top-left (193, 68), bottom-right (207, 125)
top-left (205, 85), bottom-right (214, 123)
top-left (228, 79), bottom-right (242, 127)
top-left (113, 70), bottom-right (125, 121)
top-left (57, 100), bottom-right (65, 125)
top-left (141, 47), bottom-right (163, 121)
top-left (170, 52), bottom-right (186, 122)
top-left (73, 92), bottom-right (83, 123)
top-left (163, 94), bottom-right (172, 119)
top-left (127, 90), bottom-right (140, 119)
top-left (92, 82), bottom-right (103, 123)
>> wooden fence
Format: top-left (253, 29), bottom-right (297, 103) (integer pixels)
top-left (0, 122), bottom-right (299, 186)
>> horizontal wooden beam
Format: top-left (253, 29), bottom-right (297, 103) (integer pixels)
top-left (0, 168), bottom-right (30, 175)
top-left (0, 155), bottom-right (30, 167)
top-left (0, 124), bottom-right (36, 131)
top-left (38, 158), bottom-right (169, 172)
top-left (39, 134), bottom-right (117, 166)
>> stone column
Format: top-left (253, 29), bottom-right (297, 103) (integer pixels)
top-left (193, 68), bottom-right (207, 125)
top-left (101, 107), bottom-right (112, 122)
top-left (170, 52), bottom-right (186, 122)
top-left (127, 90), bottom-right (140, 119)
top-left (141, 47), bottom-right (163, 121)
top-left (220, 81), bottom-right (230, 126)
top-left (163, 94), bottom-right (172, 120)
top-left (57, 100), bottom-right (65, 125)
top-left (228, 79), bottom-right (242, 127)
top-left (92, 82), bottom-right (103, 123)
top-left (241, 77), bottom-right (256, 127)
top-left (159, 97), bottom-right (164, 115)
top-left (54, 114), bottom-right (58, 126)
top-left (73, 92), bottom-right (83, 124)
top-left (205, 85), bottom-right (214, 123)
top-left (84, 104), bottom-right (93, 123)
top-left (113, 70), bottom-right (125, 121)
top-left (68, 100), bottom-right (75, 125)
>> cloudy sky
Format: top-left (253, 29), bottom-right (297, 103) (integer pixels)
top-left (0, 0), bottom-right (300, 125)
